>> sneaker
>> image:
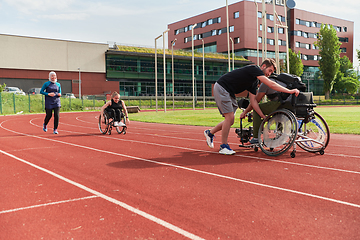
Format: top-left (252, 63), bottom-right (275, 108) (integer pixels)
top-left (113, 121), bottom-right (119, 126)
top-left (43, 124), bottom-right (47, 132)
top-left (117, 122), bottom-right (126, 127)
top-left (204, 129), bottom-right (214, 148)
top-left (249, 138), bottom-right (259, 145)
top-left (219, 144), bottom-right (236, 155)
top-left (53, 129), bottom-right (58, 134)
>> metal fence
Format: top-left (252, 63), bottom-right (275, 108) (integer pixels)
top-left (1, 92), bottom-right (359, 115)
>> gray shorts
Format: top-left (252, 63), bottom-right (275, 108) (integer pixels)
top-left (213, 82), bottom-right (238, 116)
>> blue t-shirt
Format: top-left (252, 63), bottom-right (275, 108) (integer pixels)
top-left (40, 81), bottom-right (61, 109)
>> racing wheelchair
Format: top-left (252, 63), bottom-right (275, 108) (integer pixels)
top-left (98, 111), bottom-right (127, 135)
top-left (236, 92), bottom-right (330, 158)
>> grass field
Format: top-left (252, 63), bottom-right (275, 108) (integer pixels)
top-left (129, 106), bottom-right (360, 135)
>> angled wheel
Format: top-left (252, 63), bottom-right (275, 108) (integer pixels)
top-left (115, 113), bottom-right (127, 134)
top-left (258, 109), bottom-right (298, 157)
top-left (296, 111), bottom-right (330, 153)
top-left (98, 113), bottom-right (109, 134)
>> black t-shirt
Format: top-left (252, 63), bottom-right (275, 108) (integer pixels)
top-left (217, 65), bottom-right (264, 98)
top-left (106, 99), bottom-right (123, 111)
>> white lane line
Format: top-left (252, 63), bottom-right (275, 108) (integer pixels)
top-left (0, 149), bottom-right (204, 240)
top-left (2, 122), bottom-right (360, 210)
top-left (29, 119), bottom-right (360, 175)
top-left (0, 196), bottom-right (98, 214)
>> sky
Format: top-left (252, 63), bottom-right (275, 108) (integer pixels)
top-left (0, 0), bottom-right (359, 67)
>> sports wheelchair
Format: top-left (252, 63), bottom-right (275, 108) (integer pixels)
top-left (98, 111), bottom-right (127, 135)
top-left (235, 92), bottom-right (330, 158)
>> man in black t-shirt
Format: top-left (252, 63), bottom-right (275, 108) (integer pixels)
top-left (204, 59), bottom-right (300, 155)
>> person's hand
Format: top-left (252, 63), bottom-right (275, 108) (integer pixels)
top-left (291, 89), bottom-right (300, 96)
top-left (126, 118), bottom-right (130, 124)
top-left (240, 112), bottom-right (246, 119)
top-left (48, 92), bottom-right (56, 97)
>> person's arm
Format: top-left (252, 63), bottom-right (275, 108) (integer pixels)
top-left (121, 101), bottom-right (130, 124)
top-left (57, 83), bottom-right (62, 97)
top-left (100, 101), bottom-right (110, 115)
top-left (248, 92), bottom-right (266, 119)
top-left (40, 82), bottom-right (49, 96)
top-left (258, 76), bottom-right (300, 96)
top-left (240, 91), bottom-right (266, 119)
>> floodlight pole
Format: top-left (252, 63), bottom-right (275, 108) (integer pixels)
top-left (284, 0), bottom-right (290, 73)
top-left (155, 34), bottom-right (162, 113)
top-left (78, 67), bottom-right (81, 99)
top-left (191, 23), bottom-right (197, 110)
top-left (254, 0), bottom-right (259, 66)
top-left (226, 0), bottom-right (231, 72)
top-left (202, 39), bottom-right (205, 110)
top-left (230, 37), bottom-right (234, 71)
top-left (171, 38), bottom-right (177, 110)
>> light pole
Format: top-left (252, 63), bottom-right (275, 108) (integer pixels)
top-left (230, 37), bottom-right (234, 71)
top-left (78, 67), bottom-right (81, 99)
top-left (202, 39), bottom-right (205, 110)
top-left (163, 28), bottom-right (170, 113)
top-left (171, 38), bottom-right (177, 110)
top-left (254, 0), bottom-right (259, 66)
top-left (191, 23), bottom-right (197, 110)
top-left (154, 34), bottom-right (162, 113)
top-left (226, 0), bottom-right (230, 72)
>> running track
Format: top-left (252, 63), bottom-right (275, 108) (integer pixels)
top-left (1, 111), bottom-right (359, 239)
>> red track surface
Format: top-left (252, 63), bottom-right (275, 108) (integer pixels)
top-left (1, 111), bottom-right (359, 239)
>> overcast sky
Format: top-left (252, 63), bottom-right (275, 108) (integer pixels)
top-left (0, 0), bottom-right (359, 67)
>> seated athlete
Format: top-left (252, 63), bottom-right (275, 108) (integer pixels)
top-left (100, 91), bottom-right (130, 126)
top-left (240, 77), bottom-right (294, 145)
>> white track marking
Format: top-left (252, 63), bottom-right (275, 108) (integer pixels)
top-left (27, 119), bottom-right (360, 175)
top-left (0, 149), bottom-right (204, 240)
top-left (0, 196), bottom-right (98, 214)
top-left (2, 121), bottom-right (360, 209)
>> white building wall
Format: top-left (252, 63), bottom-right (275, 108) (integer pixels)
top-left (0, 34), bottom-right (108, 73)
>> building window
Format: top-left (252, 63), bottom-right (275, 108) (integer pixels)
top-left (303, 55), bottom-right (308, 60)
top-left (306, 44), bottom-right (310, 49)
top-left (314, 55), bottom-right (318, 61)
top-left (303, 32), bottom-right (308, 38)
top-left (295, 42), bottom-right (300, 48)
top-left (278, 28), bottom-right (284, 34)
top-left (211, 30), bottom-right (217, 36)
top-left (343, 26), bottom-right (347, 32)
top-left (268, 27), bottom-right (273, 33)
top-left (258, 12), bottom-right (262, 18)
top-left (208, 19), bottom-right (213, 25)
top-left (218, 29), bottom-right (222, 35)
top-left (268, 39), bottom-right (274, 45)
top-left (217, 17), bottom-right (221, 23)
top-left (175, 29), bottom-right (180, 35)
top-left (229, 26), bottom-right (234, 32)
top-left (235, 37), bottom-right (240, 43)
top-left (234, 11), bottom-right (239, 19)
top-left (258, 37), bottom-right (262, 43)
top-left (201, 21), bottom-right (207, 28)
top-left (296, 19), bottom-right (300, 24)
top-left (184, 38), bottom-right (188, 43)
top-left (267, 14), bottom-right (274, 21)
top-left (341, 48), bottom-right (347, 53)
top-left (259, 24), bottom-right (262, 31)
top-left (198, 34), bottom-right (202, 40)
top-left (297, 31), bottom-right (302, 37)
top-left (184, 26), bottom-right (188, 32)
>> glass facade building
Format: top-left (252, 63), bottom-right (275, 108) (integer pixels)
top-left (106, 50), bottom-right (250, 96)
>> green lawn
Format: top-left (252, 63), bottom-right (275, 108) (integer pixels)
top-left (129, 106), bottom-right (360, 135)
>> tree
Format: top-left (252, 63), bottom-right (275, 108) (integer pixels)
top-left (333, 56), bottom-right (359, 94)
top-left (0, 83), bottom-right (6, 92)
top-left (315, 24), bottom-right (341, 99)
top-left (286, 48), bottom-right (303, 77)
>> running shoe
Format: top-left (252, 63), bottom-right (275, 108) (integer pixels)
top-left (249, 138), bottom-right (259, 145)
top-left (204, 129), bottom-right (214, 148)
top-left (219, 144), bottom-right (236, 155)
top-left (53, 129), bottom-right (58, 134)
top-left (43, 124), bottom-right (47, 132)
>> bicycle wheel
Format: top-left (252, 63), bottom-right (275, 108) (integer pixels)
top-left (98, 113), bottom-right (109, 134)
top-left (258, 109), bottom-right (298, 157)
top-left (296, 111), bottom-right (330, 153)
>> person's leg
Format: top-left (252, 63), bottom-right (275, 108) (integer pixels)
top-left (114, 109), bottom-right (121, 122)
top-left (43, 108), bottom-right (52, 132)
top-left (53, 107), bottom-right (60, 130)
top-left (220, 112), bottom-right (235, 145)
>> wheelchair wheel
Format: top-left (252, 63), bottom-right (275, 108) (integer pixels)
top-left (115, 114), bottom-right (127, 134)
top-left (98, 113), bottom-right (109, 134)
top-left (296, 111), bottom-right (330, 153)
top-left (258, 109), bottom-right (298, 157)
